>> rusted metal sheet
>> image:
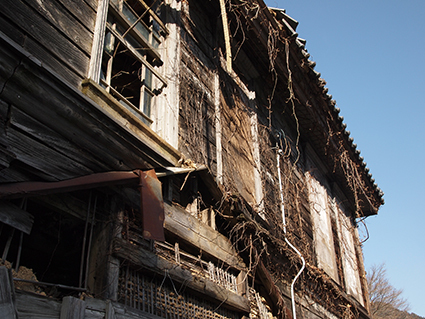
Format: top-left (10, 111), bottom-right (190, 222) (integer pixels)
top-left (139, 170), bottom-right (165, 242)
top-left (0, 171), bottom-right (141, 199)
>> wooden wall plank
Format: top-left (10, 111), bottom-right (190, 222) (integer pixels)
top-left (10, 106), bottom-right (109, 174)
top-left (21, 295), bottom-right (62, 317)
top-left (0, 33), bottom-right (22, 91)
top-left (23, 0), bottom-right (93, 54)
top-left (83, 0), bottom-right (98, 12)
top-left (5, 126), bottom-right (94, 180)
top-left (0, 0), bottom-right (89, 79)
top-left (15, 291), bottom-right (61, 318)
top-left (0, 16), bottom-right (83, 87)
top-left (58, 0), bottom-right (96, 31)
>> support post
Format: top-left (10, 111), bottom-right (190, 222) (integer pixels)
top-left (0, 266), bottom-right (17, 319)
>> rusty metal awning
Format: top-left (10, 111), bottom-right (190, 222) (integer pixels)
top-left (0, 169), bottom-right (168, 241)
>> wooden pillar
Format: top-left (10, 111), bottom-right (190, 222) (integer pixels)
top-left (250, 111), bottom-right (265, 218)
top-left (214, 72), bottom-right (223, 185)
top-left (103, 196), bottom-right (124, 301)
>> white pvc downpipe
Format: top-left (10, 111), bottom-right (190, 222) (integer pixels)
top-left (276, 148), bottom-right (306, 319)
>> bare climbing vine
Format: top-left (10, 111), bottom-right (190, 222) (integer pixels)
top-left (176, 1), bottom-right (380, 318)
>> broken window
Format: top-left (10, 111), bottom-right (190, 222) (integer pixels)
top-left (93, 0), bottom-right (167, 126)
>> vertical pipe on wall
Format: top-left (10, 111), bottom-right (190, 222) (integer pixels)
top-left (276, 146), bottom-right (306, 319)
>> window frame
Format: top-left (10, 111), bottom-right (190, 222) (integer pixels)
top-left (88, 0), bottom-right (168, 126)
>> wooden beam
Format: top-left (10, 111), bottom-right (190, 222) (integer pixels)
top-left (0, 201), bottom-right (34, 234)
top-left (164, 202), bottom-right (246, 270)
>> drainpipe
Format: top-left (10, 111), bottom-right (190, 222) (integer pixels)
top-left (276, 145), bottom-right (306, 319)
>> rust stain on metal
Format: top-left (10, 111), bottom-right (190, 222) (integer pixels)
top-left (139, 169), bottom-right (165, 242)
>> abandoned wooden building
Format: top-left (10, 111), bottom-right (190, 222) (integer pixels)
top-left (0, 0), bottom-right (384, 318)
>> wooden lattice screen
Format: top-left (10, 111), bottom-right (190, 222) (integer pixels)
top-left (118, 264), bottom-right (240, 319)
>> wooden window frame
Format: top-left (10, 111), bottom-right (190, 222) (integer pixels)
top-left (88, 0), bottom-right (168, 126)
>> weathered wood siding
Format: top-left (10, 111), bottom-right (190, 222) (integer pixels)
top-left (0, 0), bottom-right (96, 88)
top-left (178, 0), bottom-right (218, 174)
top-left (0, 35), bottom-right (180, 185)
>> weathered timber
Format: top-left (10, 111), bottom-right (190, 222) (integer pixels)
top-left (0, 14), bottom-right (82, 86)
top-left (111, 301), bottom-right (168, 319)
top-left (10, 105), bottom-right (109, 174)
top-left (60, 296), bottom-right (86, 319)
top-left (0, 34), bottom-right (22, 90)
top-left (0, 266), bottom-right (17, 319)
top-left (164, 202), bottom-right (246, 270)
top-left (0, 201), bottom-right (34, 234)
top-left (5, 125), bottom-right (94, 181)
top-left (112, 237), bottom-right (250, 313)
top-left (82, 0), bottom-right (97, 11)
top-left (0, 36), bottom-right (181, 178)
top-left (58, 0), bottom-right (96, 31)
top-left (105, 300), bottom-right (117, 319)
top-left (15, 290), bottom-right (61, 318)
top-left (0, 0), bottom-right (89, 79)
top-left (23, 0), bottom-right (93, 54)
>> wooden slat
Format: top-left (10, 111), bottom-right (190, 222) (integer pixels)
top-left (59, 0), bottom-right (96, 31)
top-left (0, 201), bottom-right (34, 234)
top-left (82, 0), bottom-right (97, 11)
top-left (5, 126), bottom-right (94, 181)
top-left (0, 14), bottom-right (83, 87)
top-left (23, 0), bottom-right (93, 54)
top-left (15, 290), bottom-right (61, 318)
top-left (0, 0), bottom-right (89, 78)
top-left (0, 32), bottom-right (22, 90)
top-left (10, 106), bottom-right (109, 174)
top-left (22, 31), bottom-right (84, 87)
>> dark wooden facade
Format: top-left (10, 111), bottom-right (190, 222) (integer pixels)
top-left (0, 0), bottom-right (383, 318)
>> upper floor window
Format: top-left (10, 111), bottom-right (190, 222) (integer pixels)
top-left (89, 0), bottom-right (168, 126)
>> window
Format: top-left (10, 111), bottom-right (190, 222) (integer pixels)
top-left (89, 0), bottom-right (168, 126)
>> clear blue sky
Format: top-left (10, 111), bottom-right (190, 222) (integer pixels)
top-left (264, 0), bottom-right (425, 316)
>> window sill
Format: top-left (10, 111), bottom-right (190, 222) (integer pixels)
top-left (81, 78), bottom-right (181, 166)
